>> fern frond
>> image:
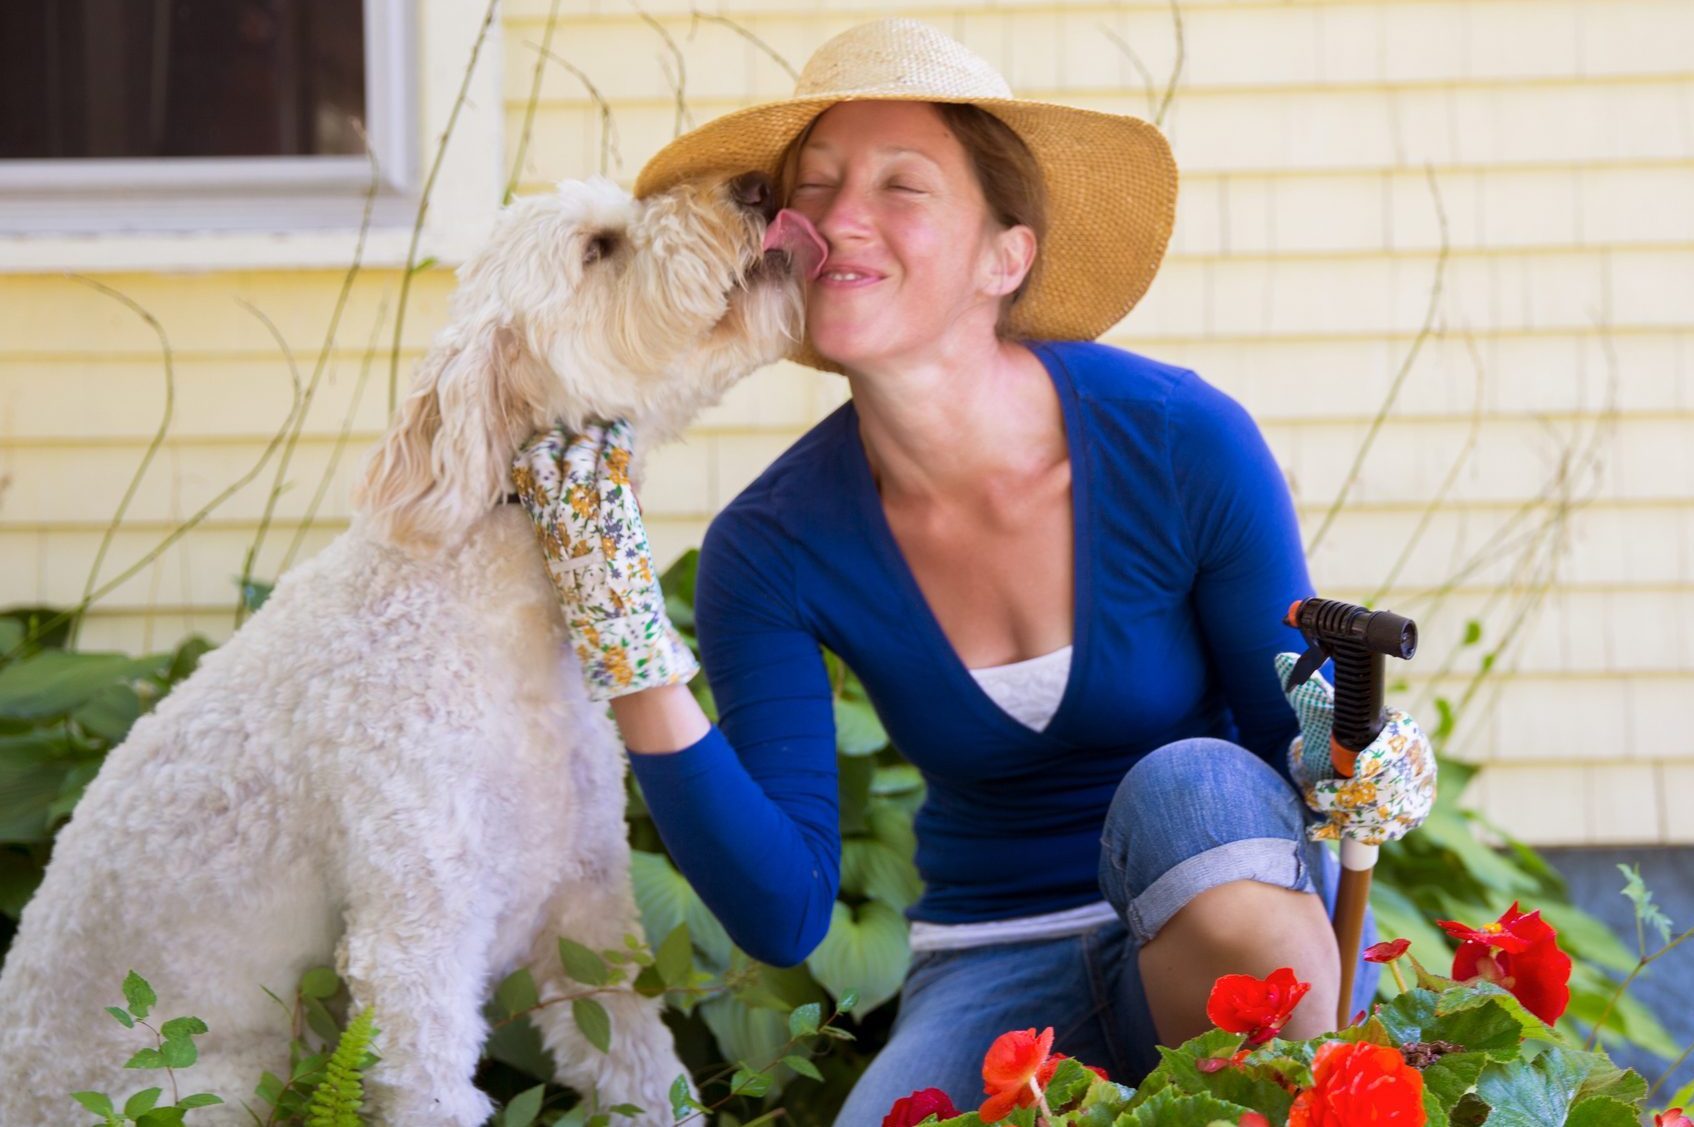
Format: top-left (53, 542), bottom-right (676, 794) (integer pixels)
top-left (303, 1007), bottom-right (378, 1127)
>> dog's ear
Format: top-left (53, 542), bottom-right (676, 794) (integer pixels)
top-left (353, 317), bottom-right (551, 554)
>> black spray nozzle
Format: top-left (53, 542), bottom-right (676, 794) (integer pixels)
top-left (1282, 597), bottom-right (1419, 772)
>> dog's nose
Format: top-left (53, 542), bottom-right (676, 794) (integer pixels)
top-left (729, 171), bottom-right (778, 222)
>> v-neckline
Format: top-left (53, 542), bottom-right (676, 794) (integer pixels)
top-left (844, 340), bottom-right (1092, 744)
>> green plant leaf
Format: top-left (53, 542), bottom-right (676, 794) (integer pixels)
top-left (806, 894), bottom-right (914, 1010)
top-left (788, 1001), bottom-right (821, 1038)
top-left (833, 697), bottom-right (888, 756)
top-left (840, 837), bottom-right (923, 912)
top-left (496, 967), bottom-right (539, 1017)
top-left (106, 1006), bottom-right (135, 1028)
top-left (654, 922), bottom-right (692, 989)
top-left (174, 1093), bottom-right (222, 1109)
top-left (503, 1084), bottom-right (545, 1127)
top-left (558, 936), bottom-right (613, 986)
top-left (125, 1047), bottom-right (167, 1069)
top-left (1565, 1095), bottom-right (1641, 1127)
top-left (1474, 1044), bottom-right (1588, 1126)
top-left (0, 652), bottom-right (163, 720)
top-left (730, 1066), bottom-right (772, 1098)
top-left (783, 1054), bottom-right (824, 1082)
top-left (573, 997), bottom-right (612, 1053)
top-left (123, 1087), bottom-right (163, 1117)
top-left (298, 966), bottom-right (340, 999)
top-left (122, 971), bottom-right (156, 1019)
top-left (136, 1105), bottom-right (188, 1126)
top-left (1616, 862), bottom-right (1674, 947)
top-left (71, 683), bottom-right (142, 742)
top-left (628, 850), bottom-right (732, 970)
top-left (70, 1091), bottom-right (114, 1116)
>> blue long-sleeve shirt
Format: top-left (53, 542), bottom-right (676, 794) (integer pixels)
top-left (627, 339), bottom-right (1318, 967)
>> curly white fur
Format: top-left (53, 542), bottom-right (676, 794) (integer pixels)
top-left (0, 173), bottom-right (803, 1126)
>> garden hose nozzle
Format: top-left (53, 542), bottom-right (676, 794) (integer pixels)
top-left (1282, 597), bottom-right (1418, 779)
top-left (1282, 596), bottom-right (1419, 1028)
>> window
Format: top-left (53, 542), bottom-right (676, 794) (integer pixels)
top-left (0, 0), bottom-right (505, 268)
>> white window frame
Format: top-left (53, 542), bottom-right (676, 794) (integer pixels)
top-left (0, 0), bottom-right (504, 272)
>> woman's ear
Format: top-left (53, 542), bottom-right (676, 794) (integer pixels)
top-left (983, 223), bottom-right (1038, 300)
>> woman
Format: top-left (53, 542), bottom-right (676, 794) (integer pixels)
top-left (513, 18), bottom-right (1436, 1122)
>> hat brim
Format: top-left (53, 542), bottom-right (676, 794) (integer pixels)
top-left (634, 94), bottom-right (1178, 376)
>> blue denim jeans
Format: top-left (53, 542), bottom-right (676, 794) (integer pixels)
top-left (831, 738), bottom-right (1380, 1126)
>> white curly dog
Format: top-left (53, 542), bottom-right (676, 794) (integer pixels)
top-left (0, 171), bottom-right (814, 1125)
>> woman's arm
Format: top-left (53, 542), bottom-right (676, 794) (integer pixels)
top-left (620, 505), bottom-right (842, 968)
top-left (1168, 371), bottom-right (1322, 772)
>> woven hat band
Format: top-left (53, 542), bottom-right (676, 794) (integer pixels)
top-left (794, 20), bottom-right (1014, 101)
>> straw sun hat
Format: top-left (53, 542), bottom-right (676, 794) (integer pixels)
top-left (633, 17), bottom-right (1178, 375)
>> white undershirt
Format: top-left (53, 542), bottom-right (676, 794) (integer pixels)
top-left (906, 644), bottom-right (1119, 952)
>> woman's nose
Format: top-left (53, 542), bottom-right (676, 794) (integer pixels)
top-left (728, 171), bottom-right (778, 222)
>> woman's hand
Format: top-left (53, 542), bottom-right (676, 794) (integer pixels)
top-left (512, 419), bottom-right (699, 701)
top-left (1273, 652), bottom-right (1438, 847)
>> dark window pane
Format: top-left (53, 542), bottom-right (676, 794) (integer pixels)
top-left (0, 0), bottom-right (365, 160)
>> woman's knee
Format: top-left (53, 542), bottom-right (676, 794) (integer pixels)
top-left (1097, 738), bottom-right (1314, 945)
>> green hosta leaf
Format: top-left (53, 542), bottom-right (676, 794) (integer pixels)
top-left (1417, 804), bottom-right (1537, 897)
top-left (1536, 901), bottom-right (1635, 976)
top-left (871, 763), bottom-right (923, 796)
top-left (840, 837), bottom-right (923, 911)
top-left (496, 967), bottom-right (539, 1017)
top-left (806, 900), bottom-right (908, 1015)
top-left (833, 697), bottom-right (888, 755)
top-left (837, 753), bottom-right (874, 836)
top-left (122, 971), bottom-right (156, 1019)
top-left (700, 996), bottom-right (791, 1090)
top-left (71, 682), bottom-right (143, 743)
top-left (502, 1084), bottom-right (545, 1127)
top-left (558, 937), bottom-right (612, 986)
top-left (123, 1088), bottom-right (163, 1117)
top-left (659, 550), bottom-right (699, 629)
top-left (865, 799), bottom-right (917, 858)
top-left (572, 997), bottom-right (612, 1053)
top-left (298, 966), bottom-right (339, 999)
top-left (0, 652), bottom-right (163, 719)
top-left (628, 850), bottom-right (732, 970)
top-left (782, 1054), bottom-right (823, 1082)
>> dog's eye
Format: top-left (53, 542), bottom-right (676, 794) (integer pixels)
top-left (584, 234), bottom-right (617, 265)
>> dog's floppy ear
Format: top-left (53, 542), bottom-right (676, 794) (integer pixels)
top-left (353, 316), bottom-right (551, 554)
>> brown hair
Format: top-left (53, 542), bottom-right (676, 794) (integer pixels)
top-left (775, 101), bottom-right (1049, 340)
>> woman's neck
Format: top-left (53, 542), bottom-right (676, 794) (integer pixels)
top-left (848, 338), bottom-right (1066, 505)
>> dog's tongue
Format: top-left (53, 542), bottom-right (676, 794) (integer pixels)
top-left (761, 209), bottom-right (828, 281)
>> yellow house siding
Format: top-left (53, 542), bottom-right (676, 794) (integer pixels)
top-left (2, 0), bottom-right (1690, 843)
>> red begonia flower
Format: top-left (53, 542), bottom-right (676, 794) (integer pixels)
top-left (1288, 1041), bottom-right (1426, 1126)
top-left (1656, 1110), bottom-right (1694, 1127)
top-left (1241, 1115), bottom-right (1272, 1127)
top-left (1036, 1052), bottom-right (1108, 1086)
top-left (882, 1088), bottom-right (959, 1127)
top-left (1436, 902), bottom-right (1573, 1024)
top-left (979, 1026), bottom-right (1054, 1123)
top-left (1205, 967), bottom-right (1312, 1046)
top-left (1364, 938), bottom-right (1412, 963)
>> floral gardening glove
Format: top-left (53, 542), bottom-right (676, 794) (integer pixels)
top-left (511, 419), bottom-right (699, 701)
top-left (1273, 652), bottom-right (1437, 847)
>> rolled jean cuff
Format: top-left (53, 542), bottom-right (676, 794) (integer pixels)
top-left (1124, 836), bottom-right (1311, 947)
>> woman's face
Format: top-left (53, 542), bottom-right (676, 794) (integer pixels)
top-left (786, 100), bottom-right (1029, 373)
